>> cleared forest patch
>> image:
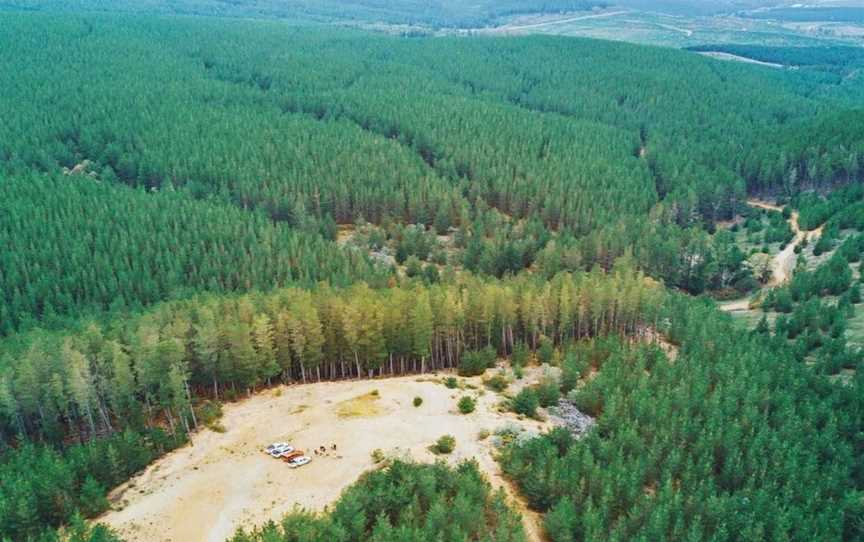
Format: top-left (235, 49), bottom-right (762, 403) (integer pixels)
top-left (98, 370), bottom-right (552, 542)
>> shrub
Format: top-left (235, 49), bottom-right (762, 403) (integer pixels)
top-left (444, 376), bottom-right (458, 389)
top-left (484, 373), bottom-right (509, 392)
top-left (851, 284), bottom-right (861, 304)
top-left (78, 476), bottom-right (109, 517)
top-left (538, 337), bottom-right (555, 365)
top-left (478, 429), bottom-right (490, 441)
top-left (422, 264), bottom-right (440, 283)
top-left (545, 498), bottom-right (578, 542)
top-left (560, 353), bottom-right (584, 394)
top-left (513, 364), bottom-right (524, 380)
top-left (413, 396), bottom-right (423, 407)
top-left (371, 449), bottom-right (386, 464)
top-left (209, 422), bottom-right (227, 433)
top-left (511, 342), bottom-right (530, 368)
top-left (432, 435), bottom-right (456, 454)
top-left (572, 386), bottom-right (603, 417)
top-left (197, 400), bottom-right (224, 429)
top-left (404, 255), bottom-right (423, 277)
top-left (734, 276), bottom-right (760, 294)
top-left (458, 396), bottom-right (476, 414)
top-left (458, 349), bottom-right (495, 377)
top-left (537, 378), bottom-right (561, 408)
top-left (511, 388), bottom-right (540, 418)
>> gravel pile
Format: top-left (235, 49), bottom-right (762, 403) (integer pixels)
top-left (549, 400), bottom-right (595, 436)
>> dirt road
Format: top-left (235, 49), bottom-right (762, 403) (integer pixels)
top-left (489, 10), bottom-right (628, 32)
top-left (719, 199), bottom-right (823, 314)
top-left (98, 370), bottom-right (552, 542)
top-left (747, 199), bottom-right (822, 286)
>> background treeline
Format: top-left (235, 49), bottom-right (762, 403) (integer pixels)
top-left (0, 264), bottom-right (660, 445)
top-left (230, 460), bottom-right (525, 542)
top-left (501, 298), bottom-right (864, 541)
top-left (0, 0), bottom-right (605, 28)
top-left (2, 12), bottom-right (862, 331)
top-left (744, 7), bottom-right (864, 24)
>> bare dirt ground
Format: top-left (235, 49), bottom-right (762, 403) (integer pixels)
top-left (98, 368), bottom-right (554, 542)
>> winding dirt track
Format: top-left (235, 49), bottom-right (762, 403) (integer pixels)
top-left (747, 199), bottom-right (822, 286)
top-left (721, 199), bottom-right (823, 313)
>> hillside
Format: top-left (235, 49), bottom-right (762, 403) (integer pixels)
top-left (0, 7), bottom-right (862, 542)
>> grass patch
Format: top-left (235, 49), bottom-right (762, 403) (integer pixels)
top-left (336, 392), bottom-right (383, 418)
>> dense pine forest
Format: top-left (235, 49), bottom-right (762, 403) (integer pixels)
top-left (0, 7), bottom-right (862, 542)
top-left (230, 460), bottom-right (526, 541)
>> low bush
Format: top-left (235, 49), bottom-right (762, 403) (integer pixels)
top-left (537, 378), bottom-right (561, 408)
top-left (432, 435), bottom-right (456, 454)
top-left (197, 400), bottom-right (224, 429)
top-left (484, 373), bottom-right (509, 392)
top-left (413, 396), bottom-right (423, 407)
top-left (511, 388), bottom-right (540, 418)
top-left (458, 347), bottom-right (497, 376)
top-left (511, 342), bottom-right (530, 368)
top-left (444, 376), bottom-right (459, 389)
top-left (458, 396), bottom-right (476, 414)
top-left (538, 337), bottom-right (555, 365)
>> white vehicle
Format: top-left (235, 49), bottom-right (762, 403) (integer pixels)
top-left (286, 456), bottom-right (311, 468)
top-left (266, 443), bottom-right (293, 457)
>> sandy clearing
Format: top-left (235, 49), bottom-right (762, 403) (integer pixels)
top-left (98, 368), bottom-right (554, 542)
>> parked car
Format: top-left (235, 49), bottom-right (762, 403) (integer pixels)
top-left (286, 456), bottom-right (311, 468)
top-left (266, 443), bottom-right (294, 457)
top-left (281, 450), bottom-right (304, 462)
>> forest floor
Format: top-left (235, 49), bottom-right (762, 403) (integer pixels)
top-left (98, 366), bottom-right (555, 542)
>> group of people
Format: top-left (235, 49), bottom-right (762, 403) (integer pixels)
top-left (313, 444), bottom-right (337, 456)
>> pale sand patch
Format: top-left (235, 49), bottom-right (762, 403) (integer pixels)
top-left (98, 369), bottom-right (553, 542)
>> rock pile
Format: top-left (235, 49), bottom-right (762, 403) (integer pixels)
top-left (549, 400), bottom-right (595, 436)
